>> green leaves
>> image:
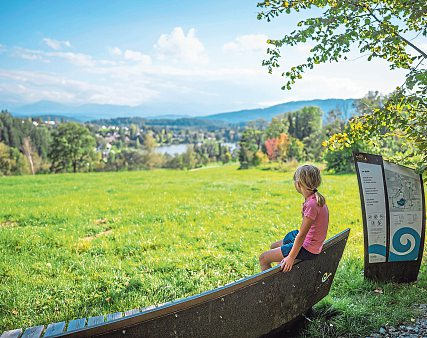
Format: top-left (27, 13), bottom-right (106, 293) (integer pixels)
top-left (259, 0), bottom-right (427, 171)
top-left (49, 123), bottom-right (96, 173)
top-left (259, 0), bottom-right (426, 90)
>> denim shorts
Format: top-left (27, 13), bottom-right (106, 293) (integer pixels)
top-left (281, 230), bottom-right (318, 260)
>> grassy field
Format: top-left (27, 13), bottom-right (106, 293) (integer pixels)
top-left (1, 164), bottom-right (426, 336)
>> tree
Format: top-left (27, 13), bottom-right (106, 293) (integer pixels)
top-left (276, 133), bottom-right (291, 162)
top-left (21, 137), bottom-right (35, 175)
top-left (238, 128), bottom-right (264, 169)
top-left (182, 145), bottom-right (197, 169)
top-left (265, 115), bottom-right (289, 139)
top-left (49, 123), bottom-right (96, 173)
top-left (258, 0), bottom-right (426, 170)
top-left (287, 106), bottom-right (322, 141)
top-left (353, 91), bottom-right (386, 116)
top-left (288, 137), bottom-right (305, 162)
top-left (0, 142), bottom-right (29, 175)
top-left (141, 132), bottom-right (163, 169)
top-left (265, 137), bottom-right (280, 160)
top-left (142, 133), bottom-right (156, 153)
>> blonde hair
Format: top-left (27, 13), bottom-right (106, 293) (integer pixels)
top-left (293, 164), bottom-right (326, 207)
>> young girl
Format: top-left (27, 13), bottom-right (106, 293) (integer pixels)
top-left (259, 164), bottom-right (329, 272)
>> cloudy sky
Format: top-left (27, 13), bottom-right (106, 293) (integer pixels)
top-left (0, 0), bottom-right (424, 115)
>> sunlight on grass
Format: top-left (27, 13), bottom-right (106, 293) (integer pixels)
top-left (0, 165), bottom-right (426, 336)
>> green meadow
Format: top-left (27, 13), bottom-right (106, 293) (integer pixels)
top-left (1, 164), bottom-right (426, 336)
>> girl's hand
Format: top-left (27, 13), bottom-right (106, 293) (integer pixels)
top-left (280, 256), bottom-right (295, 272)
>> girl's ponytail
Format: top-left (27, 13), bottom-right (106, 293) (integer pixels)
top-left (314, 191), bottom-right (326, 207)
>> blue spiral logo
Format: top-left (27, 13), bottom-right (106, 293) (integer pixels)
top-left (389, 227), bottom-right (421, 262)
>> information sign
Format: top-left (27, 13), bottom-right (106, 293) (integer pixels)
top-left (354, 152), bottom-right (425, 282)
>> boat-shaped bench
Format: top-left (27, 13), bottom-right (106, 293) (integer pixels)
top-left (1, 228), bottom-right (350, 338)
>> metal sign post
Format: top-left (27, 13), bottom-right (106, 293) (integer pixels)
top-left (354, 152), bottom-right (426, 282)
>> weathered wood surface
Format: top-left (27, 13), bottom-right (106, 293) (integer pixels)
top-left (1, 229), bottom-right (349, 338)
top-left (44, 322), bottom-right (65, 337)
top-left (106, 313), bottom-right (122, 322)
top-left (66, 320), bottom-right (86, 333)
top-left (123, 309), bottom-right (140, 317)
top-left (21, 326), bottom-right (44, 338)
top-left (0, 329), bottom-right (22, 338)
top-left (86, 317), bottom-right (104, 327)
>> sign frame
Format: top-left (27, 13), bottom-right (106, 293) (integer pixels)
top-left (354, 152), bottom-right (426, 282)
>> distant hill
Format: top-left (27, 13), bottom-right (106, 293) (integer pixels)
top-left (89, 116), bottom-right (233, 128)
top-left (6, 100), bottom-right (191, 122)
top-left (5, 98), bottom-right (356, 124)
top-left (201, 99), bottom-right (356, 123)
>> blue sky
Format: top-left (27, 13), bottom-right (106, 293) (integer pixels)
top-left (0, 0), bottom-right (425, 116)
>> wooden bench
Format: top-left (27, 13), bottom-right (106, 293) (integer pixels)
top-left (1, 228), bottom-right (350, 338)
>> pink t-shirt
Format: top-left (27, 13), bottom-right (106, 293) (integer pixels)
top-left (302, 194), bottom-right (329, 254)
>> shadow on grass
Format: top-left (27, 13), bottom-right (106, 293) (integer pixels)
top-left (261, 306), bottom-right (341, 338)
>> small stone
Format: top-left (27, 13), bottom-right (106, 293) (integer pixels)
top-left (379, 327), bottom-right (387, 334)
top-left (408, 327), bottom-right (418, 334)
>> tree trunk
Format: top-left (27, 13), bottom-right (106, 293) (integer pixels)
top-left (22, 137), bottom-right (35, 175)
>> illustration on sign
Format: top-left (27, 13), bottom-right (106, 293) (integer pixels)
top-left (384, 162), bottom-right (423, 262)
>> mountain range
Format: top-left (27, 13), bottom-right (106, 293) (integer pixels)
top-left (3, 98), bottom-right (356, 124)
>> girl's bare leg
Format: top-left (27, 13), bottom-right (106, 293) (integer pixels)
top-left (259, 247), bottom-right (284, 271)
top-left (270, 239), bottom-right (283, 250)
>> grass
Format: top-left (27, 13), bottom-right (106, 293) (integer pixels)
top-left (0, 164), bottom-right (426, 337)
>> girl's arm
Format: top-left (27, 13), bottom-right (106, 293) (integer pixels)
top-left (280, 216), bottom-right (314, 272)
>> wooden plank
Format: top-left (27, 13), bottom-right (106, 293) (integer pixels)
top-left (43, 322), bottom-right (65, 337)
top-left (1, 329), bottom-right (22, 338)
top-left (140, 305), bottom-right (155, 313)
top-left (66, 318), bottom-right (86, 332)
top-left (106, 313), bottom-right (123, 322)
top-left (21, 326), bottom-right (44, 338)
top-left (124, 309), bottom-right (140, 317)
top-left (87, 316), bottom-right (104, 327)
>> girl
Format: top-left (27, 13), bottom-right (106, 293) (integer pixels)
top-left (259, 164), bottom-right (329, 272)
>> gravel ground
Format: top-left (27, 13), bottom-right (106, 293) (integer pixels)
top-left (366, 304), bottom-right (427, 338)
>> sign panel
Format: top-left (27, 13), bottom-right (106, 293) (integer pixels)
top-left (354, 152), bottom-right (426, 282)
top-left (384, 161), bottom-right (423, 262)
top-left (357, 161), bottom-right (387, 263)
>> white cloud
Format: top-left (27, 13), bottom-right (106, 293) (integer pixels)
top-left (19, 52), bottom-right (44, 61)
top-left (43, 38), bottom-right (71, 50)
top-left (223, 34), bottom-right (269, 53)
top-left (123, 49), bottom-right (152, 64)
top-left (154, 27), bottom-right (208, 64)
top-left (110, 47), bottom-right (122, 56)
top-left (13, 48), bottom-right (48, 62)
top-left (50, 52), bottom-right (95, 67)
top-left (0, 69), bottom-right (158, 106)
top-left (13, 47), bottom-right (95, 67)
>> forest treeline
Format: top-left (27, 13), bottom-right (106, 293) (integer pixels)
top-left (237, 91), bottom-right (406, 172)
top-left (0, 113), bottom-right (242, 175)
top-left (0, 91), bottom-right (400, 176)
